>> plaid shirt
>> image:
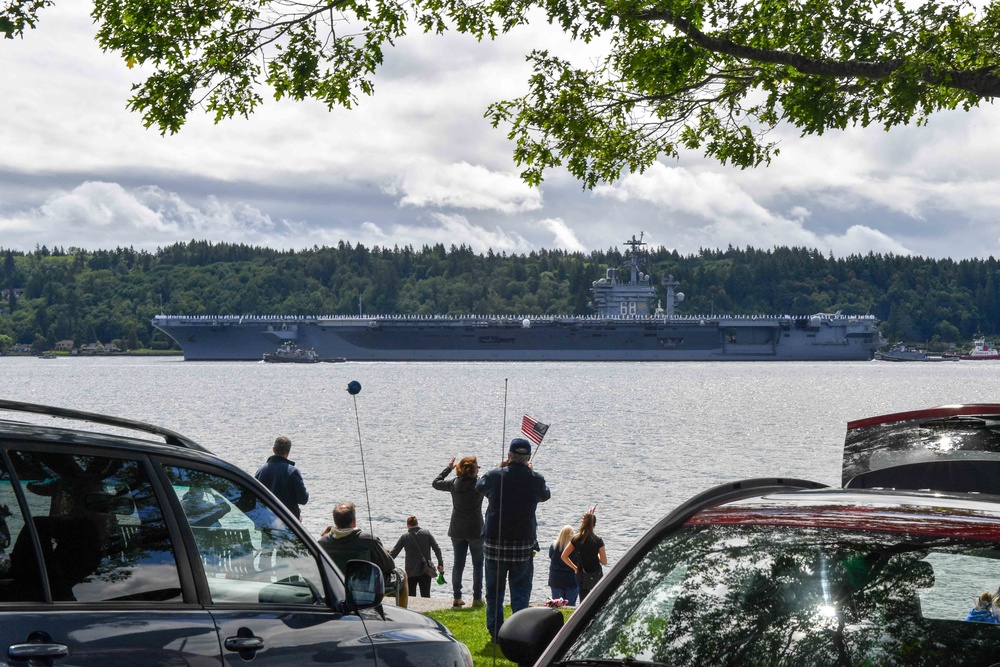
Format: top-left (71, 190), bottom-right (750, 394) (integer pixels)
top-left (484, 538), bottom-right (535, 563)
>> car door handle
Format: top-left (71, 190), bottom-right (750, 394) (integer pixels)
top-left (8, 642), bottom-right (70, 660)
top-left (224, 636), bottom-right (264, 652)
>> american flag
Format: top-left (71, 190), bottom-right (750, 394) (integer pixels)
top-left (521, 414), bottom-right (549, 445)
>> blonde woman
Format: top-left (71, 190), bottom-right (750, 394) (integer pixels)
top-left (967, 592), bottom-right (999, 623)
top-left (548, 525), bottom-right (578, 605)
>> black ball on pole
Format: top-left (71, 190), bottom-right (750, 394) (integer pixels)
top-left (347, 380), bottom-right (362, 395)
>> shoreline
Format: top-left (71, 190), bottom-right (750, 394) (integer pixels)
top-left (3, 351), bottom-right (183, 358)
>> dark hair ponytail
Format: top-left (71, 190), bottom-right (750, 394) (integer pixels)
top-left (576, 512), bottom-right (596, 542)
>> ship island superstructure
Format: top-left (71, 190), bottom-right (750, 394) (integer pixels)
top-left (152, 235), bottom-right (880, 361)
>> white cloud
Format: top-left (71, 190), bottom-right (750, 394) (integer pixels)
top-left (396, 161), bottom-right (543, 213)
top-left (363, 214), bottom-right (533, 254)
top-left (538, 218), bottom-right (587, 252)
top-left (0, 182), bottom-right (342, 250)
top-left (825, 225), bottom-right (912, 257)
top-left (594, 163), bottom-right (914, 256)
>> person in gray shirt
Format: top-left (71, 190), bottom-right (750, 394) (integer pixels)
top-left (391, 515), bottom-right (444, 598)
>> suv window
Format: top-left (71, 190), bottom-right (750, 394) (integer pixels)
top-left (0, 454), bottom-right (38, 602)
top-left (164, 465), bottom-right (325, 606)
top-left (5, 450), bottom-right (182, 603)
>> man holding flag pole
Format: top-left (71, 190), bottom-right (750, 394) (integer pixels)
top-left (476, 415), bottom-right (551, 642)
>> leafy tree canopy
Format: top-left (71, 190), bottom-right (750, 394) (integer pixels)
top-left (5, 0), bottom-right (1000, 186)
top-left (1, 0), bottom-right (49, 38)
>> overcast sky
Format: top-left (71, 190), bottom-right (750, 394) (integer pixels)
top-left (2, 3), bottom-right (999, 260)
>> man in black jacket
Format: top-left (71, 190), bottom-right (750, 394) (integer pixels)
top-left (476, 437), bottom-right (551, 641)
top-left (254, 436), bottom-right (309, 520)
top-left (318, 501), bottom-right (395, 579)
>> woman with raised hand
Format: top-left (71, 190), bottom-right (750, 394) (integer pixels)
top-left (432, 455), bottom-right (484, 607)
top-left (561, 510), bottom-right (607, 602)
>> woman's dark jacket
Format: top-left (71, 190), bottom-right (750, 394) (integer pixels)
top-left (432, 466), bottom-right (484, 540)
top-left (548, 542), bottom-right (577, 588)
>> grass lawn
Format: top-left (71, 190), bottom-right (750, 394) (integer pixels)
top-left (425, 605), bottom-right (573, 667)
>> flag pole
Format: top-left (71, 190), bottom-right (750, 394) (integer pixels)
top-left (501, 379), bottom-right (508, 459)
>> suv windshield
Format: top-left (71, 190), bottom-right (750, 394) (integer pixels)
top-left (563, 523), bottom-right (1000, 666)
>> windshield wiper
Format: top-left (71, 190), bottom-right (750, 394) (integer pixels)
top-left (920, 416), bottom-right (1000, 429)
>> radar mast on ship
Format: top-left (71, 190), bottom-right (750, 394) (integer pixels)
top-left (591, 233), bottom-right (657, 318)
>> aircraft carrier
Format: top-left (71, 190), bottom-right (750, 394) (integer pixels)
top-left (151, 236), bottom-right (880, 361)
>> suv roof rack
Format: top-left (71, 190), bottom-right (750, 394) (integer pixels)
top-left (0, 399), bottom-right (208, 452)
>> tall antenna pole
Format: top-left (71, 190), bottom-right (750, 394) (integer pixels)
top-left (347, 380), bottom-right (373, 536)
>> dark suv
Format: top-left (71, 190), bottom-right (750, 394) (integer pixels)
top-left (500, 404), bottom-right (1000, 666)
top-left (0, 399), bottom-right (472, 666)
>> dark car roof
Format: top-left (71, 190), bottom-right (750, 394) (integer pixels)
top-left (0, 400), bottom-right (233, 473)
top-left (0, 399), bottom-right (206, 452)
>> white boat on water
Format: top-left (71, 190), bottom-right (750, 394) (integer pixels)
top-left (960, 337), bottom-right (1000, 360)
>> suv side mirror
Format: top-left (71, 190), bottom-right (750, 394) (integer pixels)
top-left (497, 607), bottom-right (564, 666)
top-left (344, 560), bottom-right (384, 609)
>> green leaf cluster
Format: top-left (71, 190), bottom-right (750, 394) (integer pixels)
top-left (11, 0), bottom-right (999, 187)
top-left (1, 0), bottom-right (52, 39)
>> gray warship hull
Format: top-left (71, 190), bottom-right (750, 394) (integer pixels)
top-left (152, 234), bottom-right (880, 361)
top-left (151, 313), bottom-right (879, 361)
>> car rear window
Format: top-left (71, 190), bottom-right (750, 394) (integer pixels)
top-left (4, 451), bottom-right (182, 603)
top-left (563, 523), bottom-right (1000, 666)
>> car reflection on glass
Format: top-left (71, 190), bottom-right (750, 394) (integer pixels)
top-left (499, 404), bottom-right (1000, 667)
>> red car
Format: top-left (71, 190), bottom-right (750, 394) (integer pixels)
top-left (500, 405), bottom-right (1000, 666)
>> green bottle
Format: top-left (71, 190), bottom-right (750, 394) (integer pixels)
top-left (437, 571), bottom-right (446, 585)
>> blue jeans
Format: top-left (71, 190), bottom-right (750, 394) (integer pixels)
top-left (550, 585), bottom-right (578, 606)
top-left (484, 557), bottom-right (533, 639)
top-left (452, 537), bottom-right (483, 601)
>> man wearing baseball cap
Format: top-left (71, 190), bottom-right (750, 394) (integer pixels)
top-left (475, 437), bottom-right (551, 642)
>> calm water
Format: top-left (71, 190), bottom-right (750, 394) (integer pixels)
top-left (5, 356), bottom-right (1000, 600)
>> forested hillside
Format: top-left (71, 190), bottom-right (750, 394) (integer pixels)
top-left (0, 241), bottom-right (995, 353)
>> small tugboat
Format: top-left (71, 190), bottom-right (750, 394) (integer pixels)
top-left (262, 342), bottom-right (320, 363)
top-left (960, 337), bottom-right (1000, 360)
top-left (874, 343), bottom-right (959, 362)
